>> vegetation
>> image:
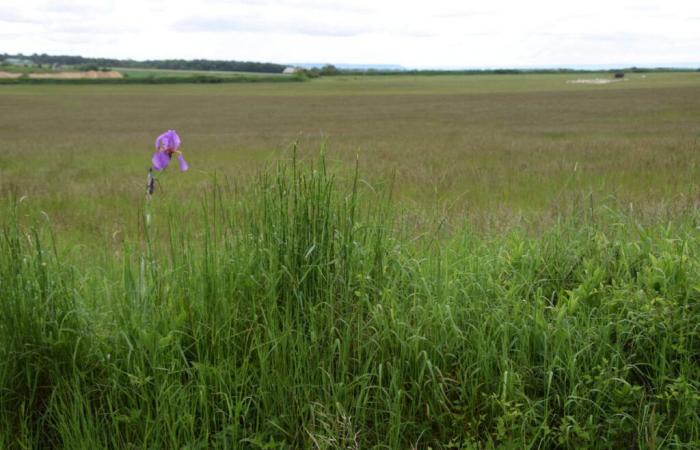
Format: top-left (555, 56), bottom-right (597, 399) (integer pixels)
top-left (1, 72), bottom-right (699, 240)
top-left (0, 63), bottom-right (55, 74)
top-left (1, 53), bottom-right (287, 74)
top-left (0, 74), bottom-right (303, 85)
top-left (5, 53), bottom-right (697, 78)
top-left (351, 67), bottom-right (700, 76)
top-left (1, 73), bottom-right (699, 447)
top-left (1, 154), bottom-right (699, 448)
top-left (115, 67), bottom-right (284, 78)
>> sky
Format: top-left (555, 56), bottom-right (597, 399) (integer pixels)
top-left (1, 0), bottom-right (700, 69)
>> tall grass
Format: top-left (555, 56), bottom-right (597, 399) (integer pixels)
top-left (1, 154), bottom-right (699, 448)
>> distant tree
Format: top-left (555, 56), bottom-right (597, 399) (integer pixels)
top-left (320, 64), bottom-right (340, 76)
top-left (297, 68), bottom-right (321, 78)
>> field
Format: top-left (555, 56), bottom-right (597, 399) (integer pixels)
top-left (112, 67), bottom-right (287, 79)
top-left (0, 65), bottom-right (294, 84)
top-left (1, 73), bottom-right (699, 448)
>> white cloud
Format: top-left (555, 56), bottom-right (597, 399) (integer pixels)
top-left (2, 0), bottom-right (700, 67)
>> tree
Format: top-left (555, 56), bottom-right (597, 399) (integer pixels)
top-left (320, 64), bottom-right (340, 76)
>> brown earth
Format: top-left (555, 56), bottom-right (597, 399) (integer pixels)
top-left (0, 71), bottom-right (22, 78)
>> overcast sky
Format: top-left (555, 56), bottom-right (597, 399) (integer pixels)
top-left (2, 0), bottom-right (699, 68)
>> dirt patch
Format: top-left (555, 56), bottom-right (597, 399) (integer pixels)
top-left (567, 78), bottom-right (627, 85)
top-left (0, 71), bottom-right (22, 78)
top-left (28, 71), bottom-right (123, 79)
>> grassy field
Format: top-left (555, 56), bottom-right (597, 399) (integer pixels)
top-left (0, 65), bottom-right (295, 85)
top-left (112, 67), bottom-right (287, 79)
top-left (1, 73), bottom-right (699, 448)
top-left (2, 72), bottom-right (699, 238)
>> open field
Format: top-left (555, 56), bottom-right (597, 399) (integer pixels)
top-left (112, 67), bottom-right (287, 78)
top-left (0, 65), bottom-right (295, 85)
top-left (1, 72), bottom-right (700, 238)
top-left (1, 73), bottom-right (699, 448)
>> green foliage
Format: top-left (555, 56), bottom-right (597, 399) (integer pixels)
top-left (1, 154), bottom-right (698, 448)
top-left (1, 73), bottom-right (699, 241)
top-left (0, 74), bottom-right (304, 85)
top-left (75, 63), bottom-right (101, 71)
top-left (319, 65), bottom-right (340, 76)
top-left (300, 68), bottom-right (321, 78)
top-left (1, 53), bottom-right (286, 74)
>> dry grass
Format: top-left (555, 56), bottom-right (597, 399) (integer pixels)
top-left (1, 73), bottom-right (699, 239)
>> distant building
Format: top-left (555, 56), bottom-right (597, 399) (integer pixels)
top-left (282, 66), bottom-right (301, 74)
top-left (614, 72), bottom-right (625, 79)
top-left (3, 58), bottom-right (35, 66)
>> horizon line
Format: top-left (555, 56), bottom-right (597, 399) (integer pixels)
top-left (3, 52), bottom-right (700, 71)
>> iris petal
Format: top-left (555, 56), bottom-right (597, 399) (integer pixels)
top-left (155, 130), bottom-right (181, 151)
top-left (178, 154), bottom-right (189, 172)
top-left (152, 151), bottom-right (170, 171)
top-left (171, 131), bottom-right (181, 150)
top-left (155, 132), bottom-right (165, 150)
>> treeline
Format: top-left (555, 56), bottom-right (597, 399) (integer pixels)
top-left (3, 53), bottom-right (697, 76)
top-left (283, 65), bottom-right (700, 77)
top-left (345, 67), bottom-right (700, 76)
top-left (0, 53), bottom-right (287, 73)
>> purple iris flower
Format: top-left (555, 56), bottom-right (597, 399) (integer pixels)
top-left (152, 129), bottom-right (189, 172)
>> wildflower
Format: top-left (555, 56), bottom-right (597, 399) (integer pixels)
top-left (152, 129), bottom-right (189, 172)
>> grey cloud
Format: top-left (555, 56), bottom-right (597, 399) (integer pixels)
top-left (433, 9), bottom-right (495, 20)
top-left (533, 31), bottom-right (667, 42)
top-left (218, 0), bottom-right (371, 14)
top-left (0, 8), bottom-right (39, 24)
top-left (626, 4), bottom-right (661, 12)
top-left (48, 22), bottom-right (137, 35)
top-left (401, 31), bottom-right (438, 38)
top-left (175, 14), bottom-right (440, 38)
top-left (175, 16), bottom-right (375, 37)
top-left (45, 1), bottom-right (112, 15)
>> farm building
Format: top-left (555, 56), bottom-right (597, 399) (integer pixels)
top-left (282, 66), bottom-right (301, 74)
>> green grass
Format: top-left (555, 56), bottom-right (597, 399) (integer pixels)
top-left (1, 73), bottom-right (699, 447)
top-left (1, 73), bottom-right (699, 242)
top-left (0, 64), bottom-right (56, 74)
top-left (1, 154), bottom-right (699, 448)
top-left (0, 66), bottom-right (297, 85)
top-left (113, 67), bottom-right (286, 78)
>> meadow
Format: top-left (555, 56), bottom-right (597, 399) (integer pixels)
top-left (1, 73), bottom-right (699, 448)
top-left (112, 67), bottom-right (287, 79)
top-left (2, 72), bottom-right (700, 239)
